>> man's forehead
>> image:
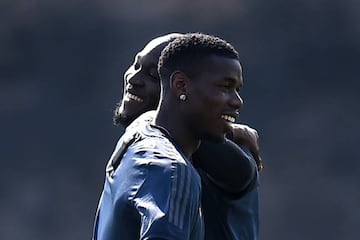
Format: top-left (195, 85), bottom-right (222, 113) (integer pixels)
top-left (136, 43), bottom-right (165, 66)
top-left (136, 49), bottom-right (159, 65)
top-left (136, 33), bottom-right (182, 61)
top-left (199, 55), bottom-right (243, 83)
top-left (142, 40), bottom-right (162, 54)
top-left (140, 33), bottom-right (183, 56)
top-left (136, 41), bottom-right (165, 61)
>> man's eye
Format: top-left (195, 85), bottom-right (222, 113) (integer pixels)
top-left (218, 83), bottom-right (232, 89)
top-left (149, 71), bottom-right (159, 79)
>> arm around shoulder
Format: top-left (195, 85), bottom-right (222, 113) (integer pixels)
top-left (192, 139), bottom-right (257, 194)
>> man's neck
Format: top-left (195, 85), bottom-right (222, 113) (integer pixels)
top-left (154, 109), bottom-right (200, 159)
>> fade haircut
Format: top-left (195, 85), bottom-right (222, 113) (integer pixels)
top-left (158, 32), bottom-right (239, 90)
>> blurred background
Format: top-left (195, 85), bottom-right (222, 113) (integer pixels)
top-left (1, 0), bottom-right (359, 239)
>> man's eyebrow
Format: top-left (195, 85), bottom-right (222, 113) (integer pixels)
top-left (224, 77), bottom-right (243, 87)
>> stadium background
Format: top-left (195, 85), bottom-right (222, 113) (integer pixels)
top-left (1, 0), bottom-right (359, 239)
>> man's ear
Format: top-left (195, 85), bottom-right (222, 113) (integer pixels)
top-left (170, 71), bottom-right (189, 96)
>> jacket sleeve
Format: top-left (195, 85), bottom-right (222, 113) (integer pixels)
top-left (192, 139), bottom-right (257, 194)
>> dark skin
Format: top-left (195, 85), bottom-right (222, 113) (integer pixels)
top-left (155, 55), bottom-right (257, 194)
top-left (114, 39), bottom-right (166, 126)
top-left (115, 35), bottom-right (263, 194)
top-left (148, 54), bottom-right (243, 240)
top-left (155, 56), bottom-right (243, 157)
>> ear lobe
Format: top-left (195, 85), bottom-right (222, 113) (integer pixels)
top-left (170, 71), bottom-right (188, 95)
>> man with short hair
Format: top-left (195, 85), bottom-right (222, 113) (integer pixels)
top-left (93, 33), bottom-right (261, 240)
top-left (115, 33), bottom-right (262, 239)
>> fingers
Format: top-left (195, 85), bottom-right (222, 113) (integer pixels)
top-left (250, 130), bottom-right (264, 171)
top-left (256, 155), bottom-right (264, 172)
top-left (231, 123), bottom-right (264, 172)
top-left (249, 145), bottom-right (264, 172)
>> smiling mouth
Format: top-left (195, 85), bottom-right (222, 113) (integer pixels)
top-left (221, 114), bottom-right (236, 123)
top-left (126, 93), bottom-right (144, 102)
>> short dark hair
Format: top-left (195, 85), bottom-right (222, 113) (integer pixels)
top-left (158, 32), bottom-right (239, 85)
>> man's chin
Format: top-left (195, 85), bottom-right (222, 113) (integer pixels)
top-left (118, 113), bottom-right (138, 127)
top-left (118, 107), bottom-right (152, 127)
top-left (117, 102), bottom-right (158, 127)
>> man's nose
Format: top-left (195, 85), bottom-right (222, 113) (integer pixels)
top-left (126, 70), bottom-right (144, 88)
top-left (230, 92), bottom-right (244, 109)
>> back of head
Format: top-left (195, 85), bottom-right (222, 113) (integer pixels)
top-left (158, 32), bottom-right (239, 90)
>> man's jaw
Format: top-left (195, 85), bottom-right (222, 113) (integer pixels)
top-left (118, 94), bottom-right (151, 127)
top-left (118, 109), bottom-right (139, 127)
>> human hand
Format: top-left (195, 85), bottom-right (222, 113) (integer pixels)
top-left (228, 124), bottom-right (264, 171)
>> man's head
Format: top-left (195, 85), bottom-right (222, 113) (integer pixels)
top-left (157, 33), bottom-right (244, 142)
top-left (113, 33), bottom-right (183, 126)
